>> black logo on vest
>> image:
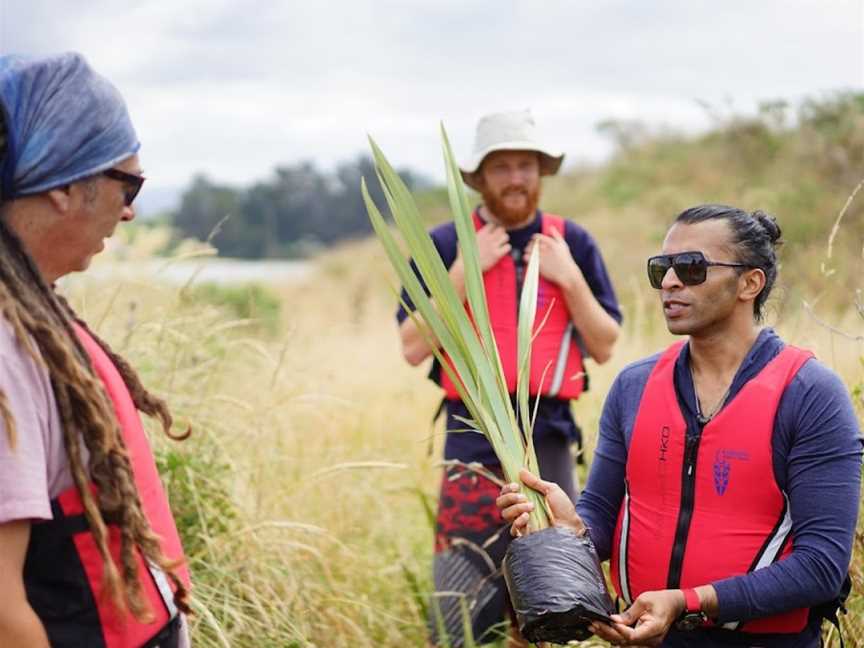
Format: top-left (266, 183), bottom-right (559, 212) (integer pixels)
top-left (659, 426), bottom-right (671, 462)
top-left (657, 426), bottom-right (672, 507)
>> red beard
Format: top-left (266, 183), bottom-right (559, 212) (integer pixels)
top-left (480, 185), bottom-right (540, 228)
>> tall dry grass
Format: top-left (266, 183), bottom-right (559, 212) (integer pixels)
top-left (59, 198), bottom-right (864, 646)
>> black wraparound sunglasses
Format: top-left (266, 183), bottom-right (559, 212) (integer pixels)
top-left (646, 251), bottom-right (756, 289)
top-left (102, 168), bottom-right (145, 206)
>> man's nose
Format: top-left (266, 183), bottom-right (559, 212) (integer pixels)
top-left (121, 204), bottom-right (136, 222)
top-left (505, 167), bottom-right (528, 185)
top-left (661, 266), bottom-right (682, 289)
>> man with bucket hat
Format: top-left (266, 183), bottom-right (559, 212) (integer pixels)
top-left (396, 109), bottom-right (622, 646)
top-left (0, 53), bottom-right (191, 647)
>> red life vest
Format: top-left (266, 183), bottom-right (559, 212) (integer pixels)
top-left (439, 212), bottom-right (586, 401)
top-left (610, 341), bottom-right (813, 634)
top-left (23, 323), bottom-right (190, 648)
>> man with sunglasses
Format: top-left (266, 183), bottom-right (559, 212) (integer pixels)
top-left (0, 53), bottom-right (191, 647)
top-left (498, 204), bottom-right (862, 647)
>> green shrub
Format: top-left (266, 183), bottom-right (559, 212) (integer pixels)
top-left (155, 439), bottom-right (239, 558)
top-left (184, 283), bottom-right (282, 333)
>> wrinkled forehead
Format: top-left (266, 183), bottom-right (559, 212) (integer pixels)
top-left (662, 220), bottom-right (737, 260)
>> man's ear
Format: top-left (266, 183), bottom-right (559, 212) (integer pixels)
top-left (44, 185), bottom-right (73, 213)
top-left (739, 267), bottom-right (766, 303)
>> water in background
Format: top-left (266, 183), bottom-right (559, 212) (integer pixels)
top-left (70, 257), bottom-right (313, 286)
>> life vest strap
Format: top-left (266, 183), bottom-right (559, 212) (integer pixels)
top-left (139, 614), bottom-right (181, 648)
top-left (34, 501), bottom-right (91, 537)
top-left (547, 321), bottom-right (573, 397)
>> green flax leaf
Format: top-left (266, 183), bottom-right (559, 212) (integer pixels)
top-left (363, 133), bottom-right (549, 530)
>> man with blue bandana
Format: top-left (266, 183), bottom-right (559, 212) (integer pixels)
top-left (0, 53), bottom-right (191, 648)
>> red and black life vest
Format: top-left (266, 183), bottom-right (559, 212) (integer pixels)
top-left (610, 341), bottom-right (813, 634)
top-left (23, 323), bottom-right (190, 648)
top-left (439, 212), bottom-right (586, 401)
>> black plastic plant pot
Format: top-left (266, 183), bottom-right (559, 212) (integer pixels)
top-left (502, 526), bottom-right (615, 643)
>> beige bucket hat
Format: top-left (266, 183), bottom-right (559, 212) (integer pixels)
top-left (460, 109), bottom-right (564, 191)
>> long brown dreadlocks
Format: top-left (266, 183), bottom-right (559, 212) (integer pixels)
top-left (0, 210), bottom-right (192, 620)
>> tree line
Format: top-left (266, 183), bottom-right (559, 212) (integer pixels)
top-left (171, 156), bottom-right (429, 258)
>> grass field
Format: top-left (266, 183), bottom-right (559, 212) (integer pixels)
top-left (62, 216), bottom-right (864, 647)
top-left (58, 94), bottom-right (864, 646)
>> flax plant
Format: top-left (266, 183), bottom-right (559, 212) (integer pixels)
top-left (362, 126), bottom-right (550, 531)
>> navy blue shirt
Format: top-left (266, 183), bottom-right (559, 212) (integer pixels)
top-left (578, 329), bottom-right (863, 647)
top-left (396, 210), bottom-right (622, 465)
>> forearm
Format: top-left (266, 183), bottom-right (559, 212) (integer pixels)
top-left (710, 547), bottom-right (848, 623)
top-left (0, 522), bottom-right (50, 648)
top-left (710, 496), bottom-right (858, 624)
top-left (399, 259), bottom-right (467, 365)
top-left (576, 391), bottom-right (629, 559)
top-left (694, 585), bottom-right (719, 618)
top-left (0, 604), bottom-right (50, 648)
top-left (576, 455), bottom-right (625, 560)
top-left (560, 267), bottom-right (619, 364)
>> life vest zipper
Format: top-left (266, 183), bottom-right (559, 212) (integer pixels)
top-left (666, 426), bottom-right (702, 588)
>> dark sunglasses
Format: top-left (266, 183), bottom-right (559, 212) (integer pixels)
top-left (646, 251), bottom-right (755, 289)
top-left (102, 168), bottom-right (145, 206)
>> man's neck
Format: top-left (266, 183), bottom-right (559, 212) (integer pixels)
top-left (478, 205), bottom-right (537, 230)
top-left (689, 320), bottom-right (762, 381)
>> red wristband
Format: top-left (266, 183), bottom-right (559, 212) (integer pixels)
top-left (682, 588), bottom-right (701, 614)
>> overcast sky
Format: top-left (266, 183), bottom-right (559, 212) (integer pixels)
top-left (1, 1), bottom-right (862, 213)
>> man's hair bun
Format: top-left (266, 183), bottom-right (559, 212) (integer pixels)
top-left (752, 210), bottom-right (782, 244)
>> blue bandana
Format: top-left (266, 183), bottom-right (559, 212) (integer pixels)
top-left (0, 52), bottom-right (139, 201)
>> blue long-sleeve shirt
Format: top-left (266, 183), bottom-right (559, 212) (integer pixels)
top-left (395, 210), bottom-right (622, 465)
top-left (577, 328), bottom-right (863, 647)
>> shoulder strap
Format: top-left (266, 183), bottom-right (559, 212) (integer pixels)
top-left (471, 210), bottom-right (483, 230)
top-left (540, 212), bottom-right (565, 236)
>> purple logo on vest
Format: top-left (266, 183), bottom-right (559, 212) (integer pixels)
top-left (713, 449), bottom-right (750, 495)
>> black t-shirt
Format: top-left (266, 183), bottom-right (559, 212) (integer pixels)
top-left (396, 210), bottom-right (622, 465)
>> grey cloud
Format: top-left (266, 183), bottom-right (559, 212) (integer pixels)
top-left (0, 0), bottom-right (861, 190)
